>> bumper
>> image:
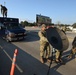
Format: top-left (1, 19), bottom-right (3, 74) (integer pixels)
top-left (8, 35), bottom-right (27, 41)
top-left (9, 37), bottom-right (25, 41)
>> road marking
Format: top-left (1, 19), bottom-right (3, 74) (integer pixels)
top-left (0, 46), bottom-right (23, 73)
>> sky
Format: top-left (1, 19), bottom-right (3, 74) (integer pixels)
top-left (0, 0), bottom-right (76, 25)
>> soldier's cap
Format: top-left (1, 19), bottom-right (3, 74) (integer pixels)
top-left (41, 24), bottom-right (46, 28)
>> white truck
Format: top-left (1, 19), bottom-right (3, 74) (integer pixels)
top-left (72, 28), bottom-right (76, 32)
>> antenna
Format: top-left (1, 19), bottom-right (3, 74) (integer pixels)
top-left (4, 2), bottom-right (6, 6)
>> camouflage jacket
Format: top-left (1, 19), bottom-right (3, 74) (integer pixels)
top-left (38, 30), bottom-right (48, 44)
top-left (72, 36), bottom-right (76, 47)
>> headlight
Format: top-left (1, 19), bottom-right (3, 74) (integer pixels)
top-left (24, 32), bottom-right (27, 35)
top-left (9, 32), bottom-right (16, 37)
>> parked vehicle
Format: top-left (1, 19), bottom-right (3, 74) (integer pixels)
top-left (0, 17), bottom-right (27, 42)
top-left (72, 28), bottom-right (76, 32)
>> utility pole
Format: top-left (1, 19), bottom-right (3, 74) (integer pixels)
top-left (57, 21), bottom-right (61, 29)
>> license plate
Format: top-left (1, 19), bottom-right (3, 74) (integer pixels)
top-left (19, 37), bottom-right (23, 39)
top-left (14, 38), bottom-right (17, 40)
top-left (18, 33), bottom-right (23, 35)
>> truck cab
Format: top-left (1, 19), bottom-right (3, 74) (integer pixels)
top-left (0, 17), bottom-right (27, 42)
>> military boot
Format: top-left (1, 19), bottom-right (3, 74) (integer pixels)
top-left (40, 57), bottom-right (44, 63)
top-left (47, 58), bottom-right (51, 62)
top-left (55, 58), bottom-right (60, 63)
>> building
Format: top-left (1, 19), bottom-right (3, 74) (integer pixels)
top-left (36, 14), bottom-right (52, 26)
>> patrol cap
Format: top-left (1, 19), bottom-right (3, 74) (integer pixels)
top-left (41, 24), bottom-right (46, 28)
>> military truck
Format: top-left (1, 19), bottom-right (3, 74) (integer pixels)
top-left (0, 17), bottom-right (27, 42)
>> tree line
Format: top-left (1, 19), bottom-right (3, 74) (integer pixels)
top-left (20, 20), bottom-right (36, 27)
top-left (20, 20), bottom-right (76, 28)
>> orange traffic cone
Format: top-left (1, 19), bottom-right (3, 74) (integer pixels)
top-left (10, 49), bottom-right (18, 75)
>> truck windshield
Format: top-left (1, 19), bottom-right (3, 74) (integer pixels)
top-left (5, 23), bottom-right (21, 29)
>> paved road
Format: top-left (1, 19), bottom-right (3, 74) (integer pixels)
top-left (0, 27), bottom-right (76, 75)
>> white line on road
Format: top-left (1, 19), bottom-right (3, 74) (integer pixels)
top-left (0, 46), bottom-right (23, 73)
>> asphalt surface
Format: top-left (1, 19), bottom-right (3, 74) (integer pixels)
top-left (0, 27), bottom-right (76, 75)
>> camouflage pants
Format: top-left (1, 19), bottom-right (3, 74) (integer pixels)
top-left (1, 10), bottom-right (7, 17)
top-left (40, 42), bottom-right (51, 58)
top-left (69, 47), bottom-right (76, 57)
top-left (55, 50), bottom-right (63, 59)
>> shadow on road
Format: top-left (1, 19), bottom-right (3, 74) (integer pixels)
top-left (0, 38), bottom-right (62, 75)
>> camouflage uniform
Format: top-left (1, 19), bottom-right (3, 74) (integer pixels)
top-left (0, 5), bottom-right (7, 17)
top-left (68, 36), bottom-right (76, 58)
top-left (38, 30), bottom-right (51, 59)
top-left (55, 29), bottom-right (65, 62)
top-left (55, 50), bottom-right (63, 61)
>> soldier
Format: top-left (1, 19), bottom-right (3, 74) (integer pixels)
top-left (55, 29), bottom-right (66, 63)
top-left (55, 49), bottom-right (63, 63)
top-left (38, 24), bottom-right (51, 63)
top-left (0, 4), bottom-right (7, 17)
top-left (61, 27), bottom-right (66, 34)
top-left (68, 36), bottom-right (76, 58)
